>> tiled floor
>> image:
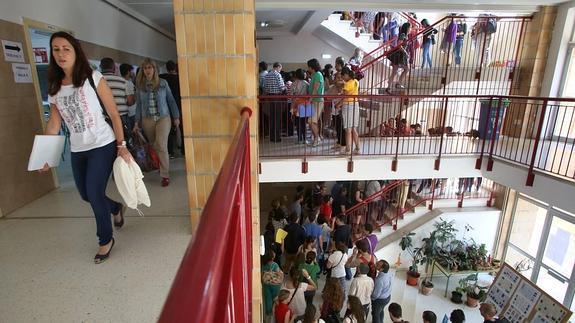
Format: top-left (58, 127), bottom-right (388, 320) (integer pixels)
top-left (0, 158), bottom-right (191, 323)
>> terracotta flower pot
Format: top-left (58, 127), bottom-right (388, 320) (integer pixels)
top-left (466, 294), bottom-right (480, 307)
top-left (421, 285), bottom-right (433, 295)
top-left (406, 270), bottom-right (420, 286)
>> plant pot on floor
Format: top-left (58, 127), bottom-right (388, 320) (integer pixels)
top-left (406, 270), bottom-right (420, 286)
top-left (466, 294), bottom-right (480, 307)
top-left (451, 291), bottom-right (463, 304)
top-left (421, 280), bottom-right (434, 295)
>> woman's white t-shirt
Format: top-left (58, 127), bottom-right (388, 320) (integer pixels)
top-left (281, 281), bottom-right (308, 317)
top-left (328, 250), bottom-right (349, 278)
top-left (48, 71), bottom-right (115, 152)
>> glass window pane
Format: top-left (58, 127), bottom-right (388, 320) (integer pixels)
top-left (563, 47), bottom-right (575, 98)
top-left (509, 198), bottom-right (547, 257)
top-left (543, 216), bottom-right (575, 278)
top-left (537, 267), bottom-right (569, 305)
top-left (505, 246), bottom-right (534, 280)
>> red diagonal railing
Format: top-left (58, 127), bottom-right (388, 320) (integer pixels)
top-left (345, 180), bottom-right (404, 237)
top-left (159, 107), bottom-right (253, 323)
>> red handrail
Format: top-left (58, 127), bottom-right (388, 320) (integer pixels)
top-left (159, 108), bottom-right (253, 323)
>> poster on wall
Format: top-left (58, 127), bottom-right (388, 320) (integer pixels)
top-left (2, 39), bottom-right (25, 63)
top-left (486, 263), bottom-right (571, 323)
top-left (485, 263), bottom-right (572, 323)
top-left (33, 47), bottom-right (48, 64)
top-left (12, 63), bottom-right (33, 83)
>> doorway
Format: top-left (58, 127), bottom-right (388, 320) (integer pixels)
top-left (22, 18), bottom-right (74, 187)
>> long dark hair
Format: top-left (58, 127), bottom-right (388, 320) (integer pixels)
top-left (48, 31), bottom-right (92, 95)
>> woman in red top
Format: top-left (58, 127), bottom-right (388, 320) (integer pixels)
top-left (319, 195), bottom-right (333, 225)
top-left (275, 289), bottom-right (295, 323)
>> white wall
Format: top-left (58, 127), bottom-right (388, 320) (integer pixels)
top-left (258, 31), bottom-right (349, 65)
top-left (376, 208), bottom-right (502, 271)
top-left (259, 156), bottom-right (482, 182)
top-left (0, 0), bottom-right (176, 61)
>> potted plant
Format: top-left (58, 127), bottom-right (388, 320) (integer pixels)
top-left (399, 232), bottom-right (421, 286)
top-left (451, 278), bottom-right (466, 304)
top-left (466, 284), bottom-right (487, 307)
top-left (457, 274), bottom-right (488, 307)
top-left (421, 279), bottom-right (434, 295)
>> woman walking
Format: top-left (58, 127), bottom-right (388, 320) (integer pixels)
top-left (133, 58), bottom-right (180, 187)
top-left (43, 31), bottom-right (130, 263)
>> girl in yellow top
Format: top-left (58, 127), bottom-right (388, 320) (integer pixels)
top-left (336, 67), bottom-right (361, 154)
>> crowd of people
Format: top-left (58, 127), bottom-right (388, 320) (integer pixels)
top-left (261, 180), bottom-right (499, 323)
top-left (259, 53), bottom-right (363, 154)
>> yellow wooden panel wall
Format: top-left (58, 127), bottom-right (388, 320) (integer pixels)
top-left (174, 0), bottom-right (261, 321)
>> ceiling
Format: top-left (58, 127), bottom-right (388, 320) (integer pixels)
top-left (112, 0), bottom-right (567, 39)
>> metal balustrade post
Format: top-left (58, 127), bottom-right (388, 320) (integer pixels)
top-left (487, 97), bottom-right (504, 171)
top-left (526, 100), bottom-right (549, 186)
top-left (429, 179), bottom-right (436, 210)
top-left (476, 96), bottom-right (494, 169)
top-left (435, 97), bottom-right (449, 170)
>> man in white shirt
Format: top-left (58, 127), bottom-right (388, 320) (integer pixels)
top-left (349, 263), bottom-right (374, 319)
top-left (100, 58), bottom-right (134, 140)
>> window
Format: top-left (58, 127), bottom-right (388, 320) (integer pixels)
top-left (562, 47), bottom-right (575, 98)
top-left (537, 266), bottom-right (569, 305)
top-left (543, 216), bottom-right (575, 277)
top-left (509, 198), bottom-right (547, 257)
top-left (505, 246), bottom-right (534, 279)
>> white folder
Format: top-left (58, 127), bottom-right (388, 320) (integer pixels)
top-left (27, 135), bottom-right (66, 171)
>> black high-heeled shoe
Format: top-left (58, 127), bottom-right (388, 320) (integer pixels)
top-left (113, 204), bottom-right (126, 228)
top-left (94, 238), bottom-right (115, 264)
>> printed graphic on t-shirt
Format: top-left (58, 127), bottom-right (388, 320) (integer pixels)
top-left (56, 87), bottom-right (95, 133)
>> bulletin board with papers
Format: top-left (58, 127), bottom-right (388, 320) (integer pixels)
top-left (485, 263), bottom-right (571, 323)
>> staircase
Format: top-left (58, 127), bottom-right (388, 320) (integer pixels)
top-left (348, 15), bottom-right (530, 136)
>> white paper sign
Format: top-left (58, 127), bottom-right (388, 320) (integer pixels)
top-left (12, 63), bottom-right (33, 83)
top-left (2, 40), bottom-right (25, 62)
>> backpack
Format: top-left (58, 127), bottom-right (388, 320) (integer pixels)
top-left (323, 310), bottom-right (343, 323)
top-left (358, 254), bottom-right (377, 279)
top-left (483, 17), bottom-right (497, 34)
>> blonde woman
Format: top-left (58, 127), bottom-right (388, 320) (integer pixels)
top-left (133, 58), bottom-right (180, 187)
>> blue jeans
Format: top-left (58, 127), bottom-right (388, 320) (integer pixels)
top-left (371, 296), bottom-right (391, 323)
top-left (422, 41), bottom-right (432, 68)
top-left (71, 141), bottom-right (121, 246)
top-left (454, 38), bottom-right (464, 65)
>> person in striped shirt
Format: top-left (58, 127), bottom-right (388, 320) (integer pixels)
top-left (100, 58), bottom-right (135, 141)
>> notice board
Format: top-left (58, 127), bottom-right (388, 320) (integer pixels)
top-left (485, 263), bottom-right (572, 323)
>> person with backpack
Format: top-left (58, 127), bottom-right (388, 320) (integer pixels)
top-left (275, 289), bottom-right (295, 323)
top-left (472, 14), bottom-right (497, 68)
top-left (420, 19), bottom-right (438, 69)
top-left (346, 240), bottom-right (377, 279)
top-left (282, 267), bottom-right (317, 321)
top-left (348, 263), bottom-right (374, 319)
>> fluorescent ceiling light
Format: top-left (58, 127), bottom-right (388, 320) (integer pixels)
top-left (322, 54), bottom-right (332, 59)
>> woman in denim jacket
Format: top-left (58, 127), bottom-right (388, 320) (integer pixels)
top-left (133, 58), bottom-right (180, 187)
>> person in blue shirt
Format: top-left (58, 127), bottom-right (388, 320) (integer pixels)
top-left (371, 260), bottom-right (393, 323)
top-left (303, 212), bottom-right (324, 257)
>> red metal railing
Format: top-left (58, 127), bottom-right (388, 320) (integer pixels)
top-left (258, 94), bottom-right (575, 185)
top-left (159, 108), bottom-right (253, 323)
top-left (346, 177), bottom-right (497, 241)
top-left (345, 180), bottom-right (404, 236)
